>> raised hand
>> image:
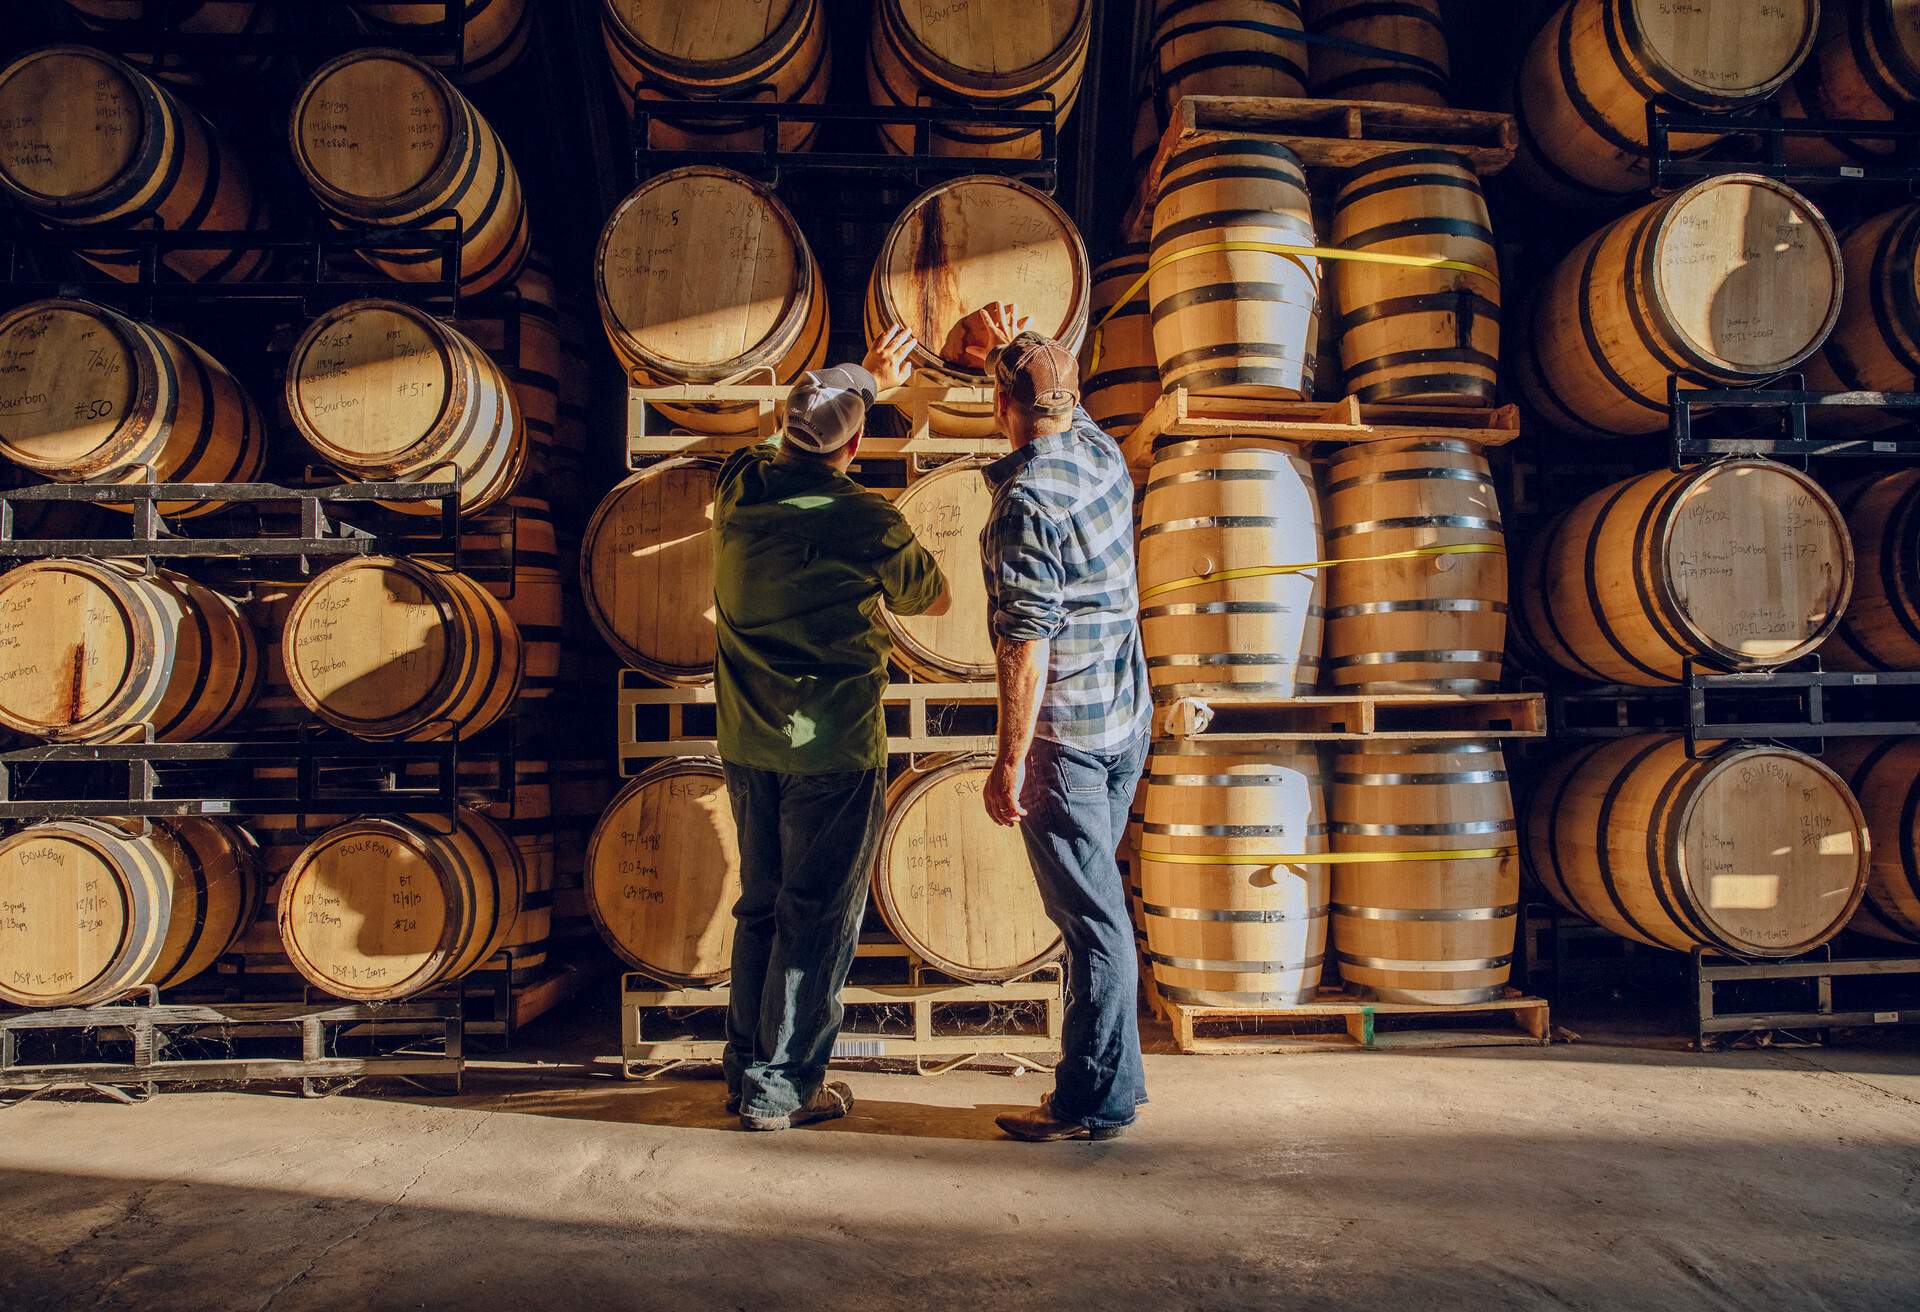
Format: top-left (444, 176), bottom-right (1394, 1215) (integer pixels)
top-left (862, 324), bottom-right (918, 391)
top-left (943, 301), bottom-right (1036, 370)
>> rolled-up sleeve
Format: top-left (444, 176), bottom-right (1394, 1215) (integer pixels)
top-left (984, 491), bottom-right (1066, 642)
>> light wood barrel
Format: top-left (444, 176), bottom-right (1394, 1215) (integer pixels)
top-left (1082, 247), bottom-right (1159, 439)
top-left (0, 819), bottom-right (172, 1007)
top-left (580, 460), bottom-right (719, 683)
top-left (1140, 743), bottom-right (1329, 1006)
top-left (468, 495), bottom-right (564, 700)
top-left (282, 556), bottom-right (523, 741)
top-left (1513, 0), bottom-right (1819, 203)
top-left (873, 754), bottom-right (1061, 982)
top-left (0, 560), bottom-right (258, 743)
top-left (1330, 742), bottom-right (1517, 1003)
top-left (287, 299), bottom-right (525, 518)
top-left (868, 0), bottom-right (1090, 159)
top-left (401, 754), bottom-right (553, 954)
top-left (0, 45), bottom-right (269, 283)
top-left (60, 2), bottom-right (273, 86)
top-left (881, 461), bottom-right (994, 682)
top-left (1828, 470), bottom-right (1920, 671)
top-left (1519, 460), bottom-right (1851, 687)
top-left (146, 818), bottom-right (262, 991)
top-left (599, 167), bottom-right (826, 434)
top-left (1526, 735), bottom-right (1868, 958)
top-left (1331, 150), bottom-right (1499, 406)
top-left (865, 175), bottom-right (1088, 437)
top-left (587, 759), bottom-right (739, 986)
top-left (1323, 438), bottom-right (1505, 692)
top-left (1305, 0), bottom-right (1450, 105)
top-left (456, 257), bottom-right (561, 476)
top-left (1152, 0), bottom-right (1307, 115)
top-left (604, 0), bottom-right (831, 152)
top-left (1803, 206), bottom-right (1920, 422)
top-left (1824, 738), bottom-right (1920, 945)
top-left (1777, 1), bottom-right (1920, 166)
top-left (0, 299), bottom-right (264, 515)
top-left (278, 808), bottom-right (522, 1002)
top-left (1516, 175), bottom-right (1842, 438)
top-left (1149, 136), bottom-right (1319, 399)
top-left (291, 49), bottom-right (529, 298)
top-left (1137, 438), bottom-right (1323, 697)
top-left (359, 0), bottom-right (533, 84)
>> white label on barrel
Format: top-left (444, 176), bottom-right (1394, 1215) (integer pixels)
top-left (1875, 1012), bottom-right (1898, 1023)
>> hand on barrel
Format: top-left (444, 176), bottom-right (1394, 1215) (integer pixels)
top-left (943, 301), bottom-right (1033, 370)
top-left (983, 754), bottom-right (1027, 827)
top-left (862, 325), bottom-right (918, 391)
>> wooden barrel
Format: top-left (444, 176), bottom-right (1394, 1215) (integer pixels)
top-left (598, 167), bottom-right (826, 434)
top-left (587, 759), bottom-right (739, 985)
top-left (1323, 438), bottom-right (1506, 692)
top-left (359, 0), bottom-right (533, 84)
top-left (1823, 738), bottom-right (1920, 945)
top-left (881, 461), bottom-right (995, 682)
top-left (0, 299), bottom-right (264, 515)
top-left (1828, 469), bottom-right (1920, 671)
top-left (1149, 136), bottom-right (1319, 399)
top-left (291, 49), bottom-right (529, 298)
top-left (0, 559), bottom-right (258, 743)
top-left (1082, 247), bottom-right (1159, 439)
top-left (868, 0), bottom-right (1090, 158)
top-left (1526, 735), bottom-right (1868, 958)
top-left (1330, 742), bottom-right (1517, 1003)
top-left (1139, 743), bottom-right (1329, 1006)
top-left (1777, 1), bottom-right (1920, 166)
top-left (1519, 461), bottom-right (1851, 687)
top-left (872, 754), bottom-right (1061, 982)
top-left (60, 2), bottom-right (274, 86)
top-left (1152, 0), bottom-right (1307, 115)
top-left (287, 299), bottom-right (525, 518)
top-left (400, 753), bottom-right (553, 955)
top-left (0, 45), bottom-right (269, 283)
top-left (580, 460), bottom-right (719, 683)
top-left (550, 755), bottom-right (615, 941)
top-left (1516, 175), bottom-right (1842, 438)
top-left (1803, 206), bottom-right (1920, 423)
top-left (1330, 150), bottom-right (1499, 406)
top-left (1305, 0), bottom-right (1450, 105)
top-left (282, 556), bottom-right (523, 741)
top-left (0, 819), bottom-right (172, 1007)
top-left (456, 256), bottom-right (561, 476)
top-left (864, 175), bottom-right (1088, 438)
top-left (1131, 94), bottom-right (1163, 188)
top-left (278, 808), bottom-right (522, 1002)
top-left (603, 0), bottom-right (831, 152)
top-left (1137, 437), bottom-right (1323, 697)
top-left (1513, 0), bottom-right (1819, 203)
top-left (466, 495), bottom-right (564, 700)
top-left (146, 818), bottom-right (262, 991)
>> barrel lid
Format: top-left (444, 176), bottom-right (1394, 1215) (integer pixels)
top-left (581, 462), bottom-right (719, 678)
top-left (294, 51), bottom-right (456, 204)
top-left (1651, 176), bottom-right (1840, 375)
top-left (1626, 0), bottom-right (1816, 100)
top-left (893, 0), bottom-right (1087, 79)
top-left (0, 825), bottom-right (135, 1004)
top-left (280, 821), bottom-right (451, 996)
top-left (605, 0), bottom-right (807, 67)
top-left (586, 762), bottom-right (739, 984)
top-left (284, 557), bottom-right (454, 731)
top-left (882, 462), bottom-right (995, 679)
top-left (0, 562), bottom-right (140, 735)
top-left (0, 300), bottom-right (146, 471)
top-left (0, 47), bottom-right (148, 206)
top-left (289, 301), bottom-right (454, 463)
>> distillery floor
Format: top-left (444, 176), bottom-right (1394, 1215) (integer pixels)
top-left (3, 988), bottom-right (1917, 1312)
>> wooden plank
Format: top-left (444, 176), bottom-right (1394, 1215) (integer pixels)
top-left (1160, 992), bottom-right (1551, 1055)
top-left (1153, 692), bottom-right (1546, 742)
top-left (628, 384), bottom-right (1000, 461)
top-left (1123, 389), bottom-right (1521, 474)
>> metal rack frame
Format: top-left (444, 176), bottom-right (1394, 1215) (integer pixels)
top-left (1667, 381), bottom-right (1920, 465)
top-left (1547, 663), bottom-right (1920, 753)
top-left (1647, 105), bottom-right (1920, 194)
top-left (30, 0), bottom-right (471, 71)
top-left (1691, 947), bottom-right (1920, 1050)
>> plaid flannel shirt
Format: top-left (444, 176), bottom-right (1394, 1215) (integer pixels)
top-left (980, 408), bottom-right (1152, 755)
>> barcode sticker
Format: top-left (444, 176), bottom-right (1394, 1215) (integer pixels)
top-left (1841, 167), bottom-right (1865, 178)
top-left (1852, 674), bottom-right (1878, 685)
top-left (199, 801), bottom-right (234, 814)
top-left (1875, 1011), bottom-right (1899, 1024)
top-left (833, 1038), bottom-right (887, 1058)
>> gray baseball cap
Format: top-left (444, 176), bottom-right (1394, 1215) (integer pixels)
top-left (783, 364), bottom-right (877, 454)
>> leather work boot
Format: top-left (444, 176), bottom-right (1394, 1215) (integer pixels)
top-left (995, 1095), bottom-right (1127, 1142)
top-left (739, 1081), bottom-right (854, 1132)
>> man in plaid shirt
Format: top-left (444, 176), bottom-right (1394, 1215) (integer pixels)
top-left (960, 304), bottom-right (1153, 1142)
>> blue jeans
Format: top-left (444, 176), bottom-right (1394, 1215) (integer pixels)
top-left (1016, 731), bottom-right (1150, 1129)
top-left (721, 763), bottom-right (886, 1119)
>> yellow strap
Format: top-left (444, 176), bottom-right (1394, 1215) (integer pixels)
top-left (1138, 847), bottom-right (1515, 867)
top-left (1139, 542), bottom-right (1505, 603)
top-left (1090, 240), bottom-right (1498, 373)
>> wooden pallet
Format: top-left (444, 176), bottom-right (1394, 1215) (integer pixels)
top-left (1163, 989), bottom-right (1550, 1054)
top-left (628, 383), bottom-right (1002, 460)
top-left (1123, 389), bottom-right (1521, 474)
top-left (1153, 690), bottom-right (1546, 742)
top-left (1122, 94), bottom-right (1518, 242)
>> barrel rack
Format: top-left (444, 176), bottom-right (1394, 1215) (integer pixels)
top-left (18, 0), bottom-right (472, 71)
top-left (1645, 106), bottom-right (1920, 193)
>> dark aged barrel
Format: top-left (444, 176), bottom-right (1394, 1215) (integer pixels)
top-left (1152, 0), bottom-right (1308, 115)
top-left (1081, 247), bottom-right (1159, 439)
top-left (291, 49), bottom-right (529, 298)
top-left (1826, 469), bottom-right (1920, 671)
top-left (60, 2), bottom-right (274, 86)
top-left (604, 0), bottom-right (831, 152)
top-left (580, 460), bottom-right (721, 683)
top-left (1150, 136), bottom-right (1319, 399)
top-left (1526, 735), bottom-right (1868, 958)
top-left (1823, 737), bottom-right (1920, 945)
top-left (1803, 205), bottom-right (1920, 426)
top-left (1330, 150), bottom-right (1499, 406)
top-left (1518, 461), bottom-right (1852, 687)
top-left (0, 46), bottom-right (269, 283)
top-left (359, 1), bottom-right (533, 85)
top-left (1305, 0), bottom-right (1451, 106)
top-left (1516, 175), bottom-right (1842, 438)
top-left (1777, 1), bottom-right (1920, 166)
top-left (1513, 0), bottom-right (1819, 204)
top-left (455, 256), bottom-right (562, 476)
top-left (0, 299), bottom-right (264, 515)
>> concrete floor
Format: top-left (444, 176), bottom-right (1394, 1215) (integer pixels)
top-left (3, 1000), bottom-right (1918, 1312)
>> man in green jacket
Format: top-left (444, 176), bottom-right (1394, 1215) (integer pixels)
top-left (712, 326), bottom-right (949, 1132)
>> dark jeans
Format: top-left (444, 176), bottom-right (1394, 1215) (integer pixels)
top-left (1016, 730), bottom-right (1150, 1129)
top-left (721, 762), bottom-right (886, 1119)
